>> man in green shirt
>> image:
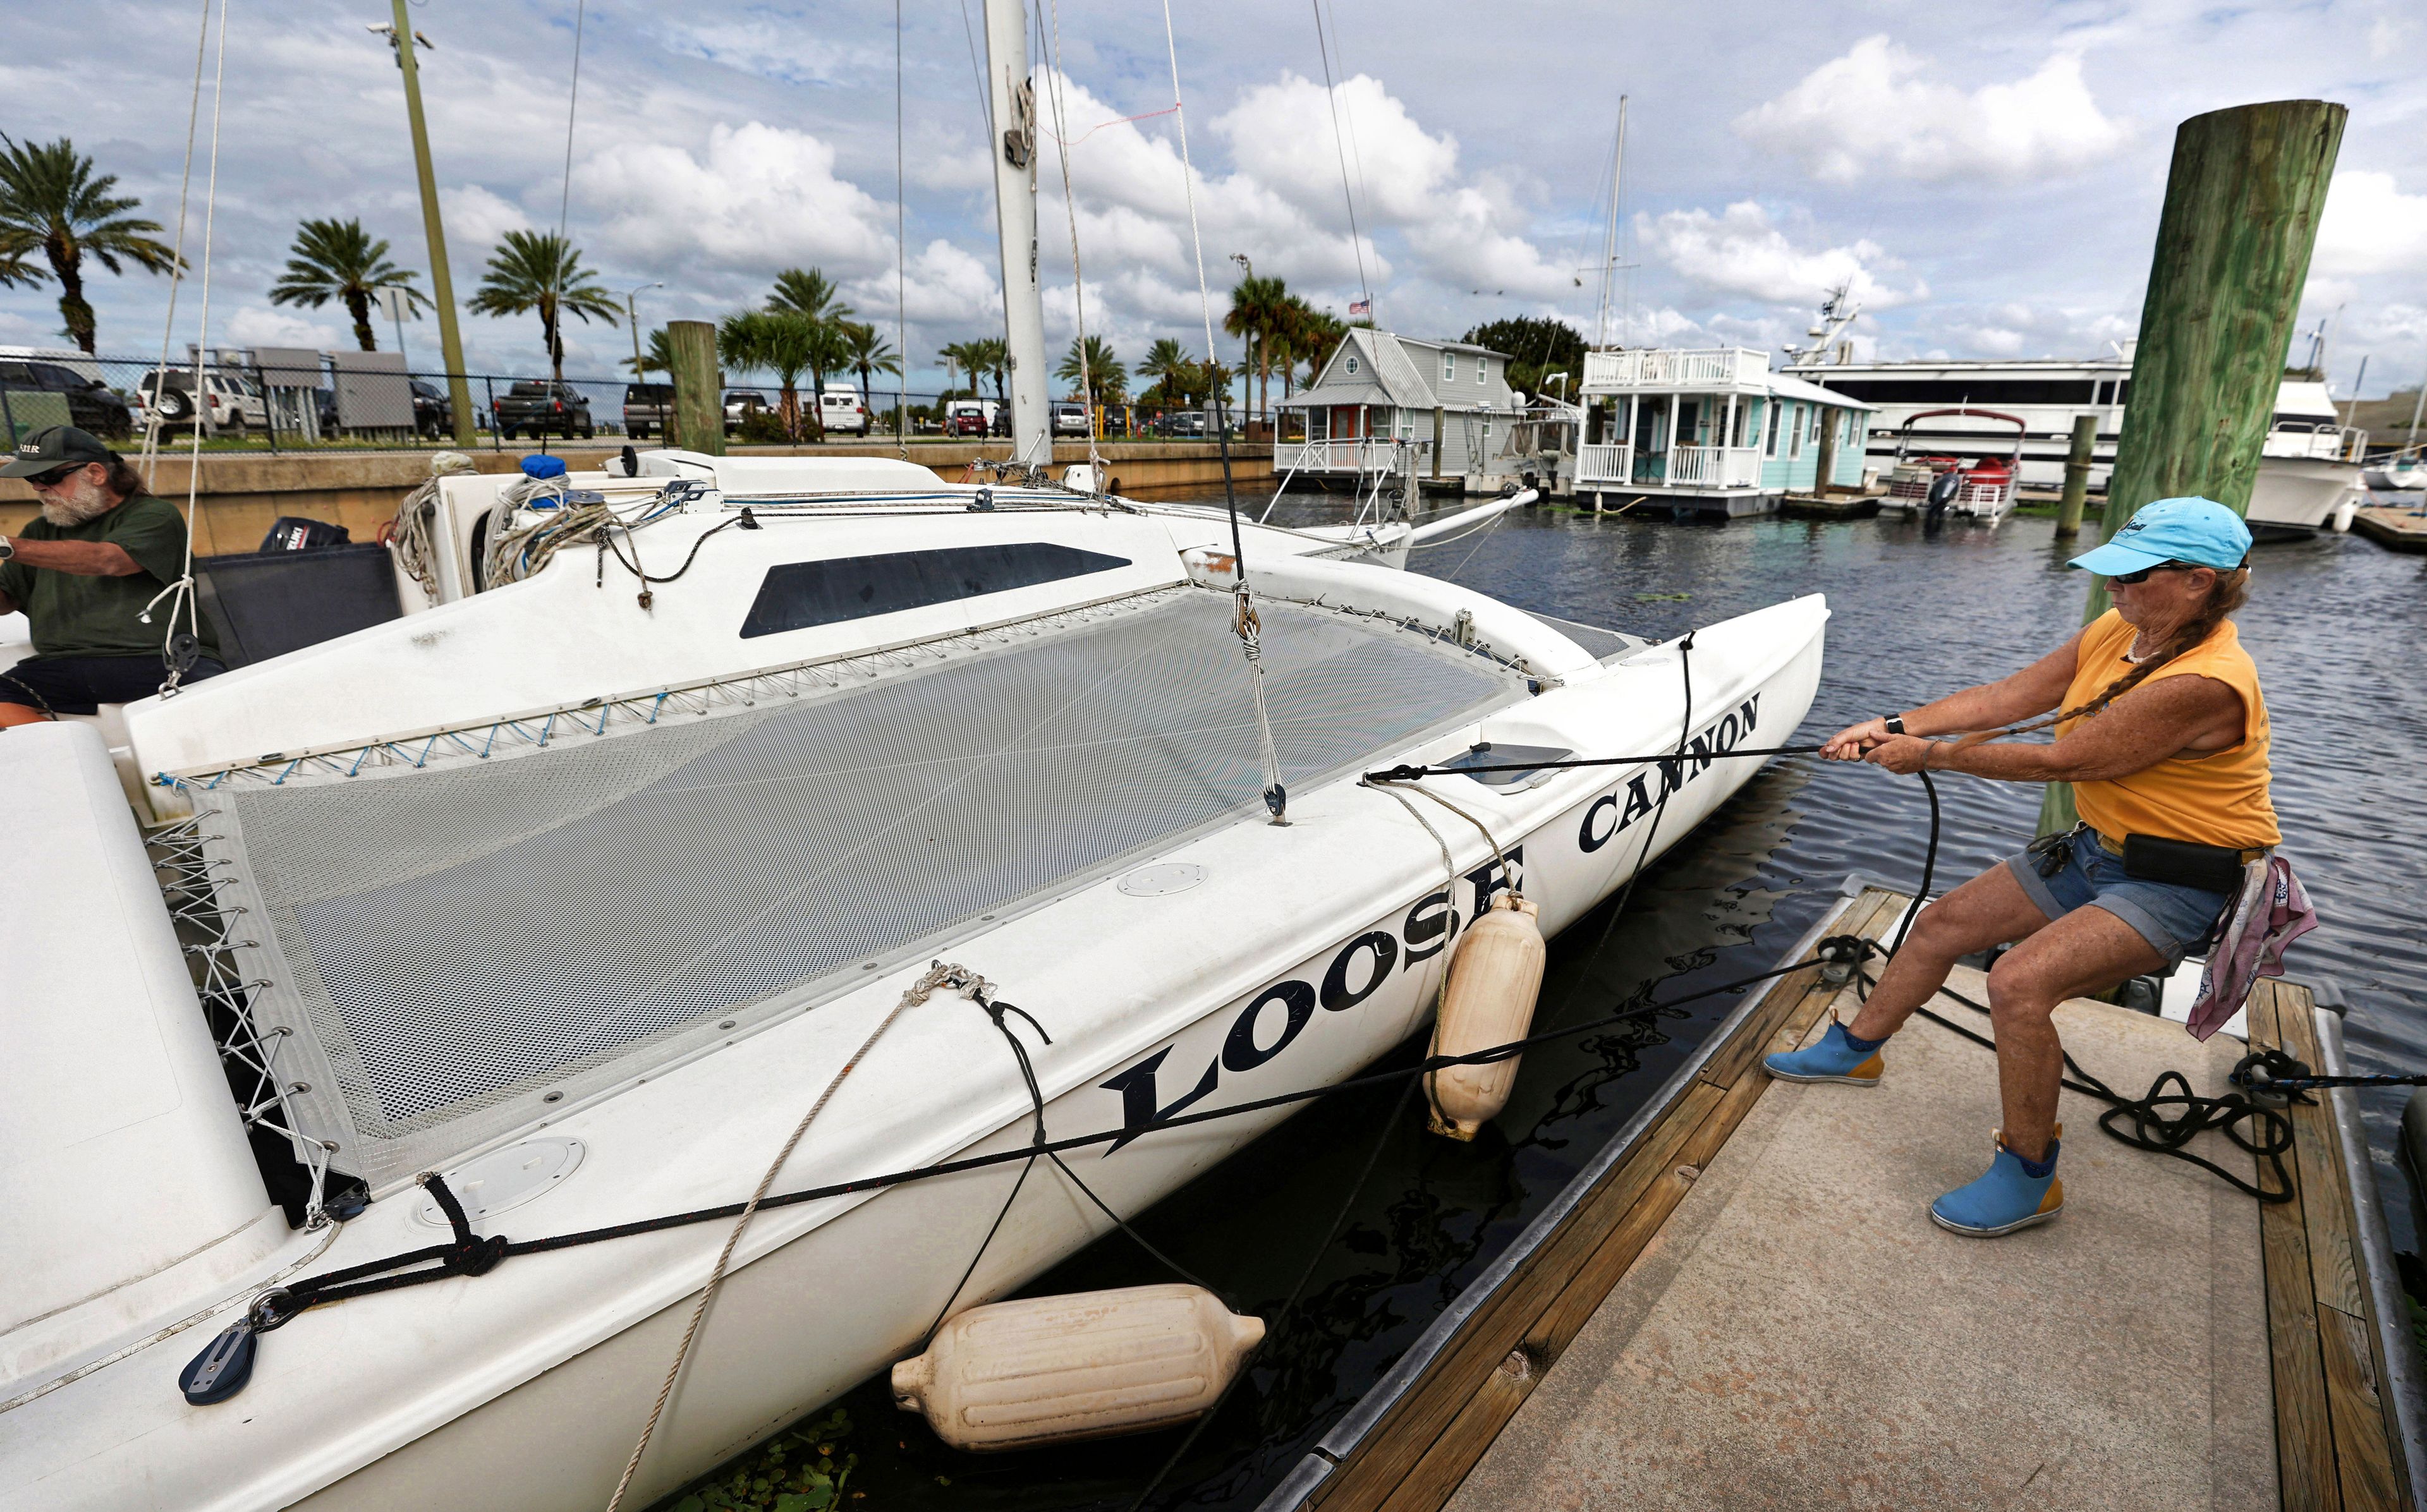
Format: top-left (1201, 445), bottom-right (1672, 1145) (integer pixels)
top-left (0, 425), bottom-right (224, 727)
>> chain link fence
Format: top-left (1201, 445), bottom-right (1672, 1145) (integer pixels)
top-left (0, 349), bottom-right (1247, 455)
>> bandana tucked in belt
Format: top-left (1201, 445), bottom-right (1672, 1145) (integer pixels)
top-left (2187, 854), bottom-right (2319, 1041)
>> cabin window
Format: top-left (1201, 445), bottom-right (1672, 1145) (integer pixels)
top-left (739, 543), bottom-right (1133, 639)
top-left (1478, 358), bottom-right (1490, 385)
top-left (1442, 352), bottom-right (1457, 382)
top-left (1808, 406), bottom-right (1822, 447)
top-left (1344, 355), bottom-right (1360, 376)
top-left (1764, 400), bottom-right (1782, 458)
top-left (1787, 404), bottom-right (1805, 459)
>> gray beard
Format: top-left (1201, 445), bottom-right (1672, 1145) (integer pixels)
top-left (39, 480), bottom-right (118, 528)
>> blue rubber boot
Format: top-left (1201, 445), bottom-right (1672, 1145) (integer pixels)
top-left (1762, 1020), bottom-right (1887, 1086)
top-left (1931, 1130), bottom-right (2064, 1237)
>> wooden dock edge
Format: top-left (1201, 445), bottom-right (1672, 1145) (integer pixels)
top-left (1254, 881), bottom-right (1909, 1512)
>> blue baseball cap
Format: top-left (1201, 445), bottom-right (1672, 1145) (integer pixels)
top-left (2068, 497), bottom-right (2252, 577)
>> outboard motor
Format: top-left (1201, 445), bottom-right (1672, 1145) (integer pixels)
top-left (1925, 468), bottom-right (1963, 518)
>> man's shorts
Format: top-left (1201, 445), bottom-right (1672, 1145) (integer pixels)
top-left (0, 653), bottom-right (226, 716)
top-left (2005, 833), bottom-right (2235, 966)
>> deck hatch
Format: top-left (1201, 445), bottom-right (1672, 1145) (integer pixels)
top-left (738, 541), bottom-right (1133, 638)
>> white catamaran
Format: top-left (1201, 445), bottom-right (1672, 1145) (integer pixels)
top-left (0, 8), bottom-right (1827, 1508)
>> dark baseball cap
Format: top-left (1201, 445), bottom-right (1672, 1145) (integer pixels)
top-left (1, 425), bottom-right (116, 478)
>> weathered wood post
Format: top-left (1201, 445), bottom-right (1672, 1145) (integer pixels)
top-left (1431, 406), bottom-right (1445, 481)
top-left (2053, 413), bottom-right (2098, 537)
top-left (2036, 99), bottom-right (2343, 837)
top-left (1813, 404), bottom-right (1841, 499)
top-left (667, 320), bottom-right (724, 457)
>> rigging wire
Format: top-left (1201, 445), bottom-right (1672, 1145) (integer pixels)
top-left (152, 0), bottom-right (231, 701)
top-left (138, 0), bottom-right (214, 494)
top-left (896, 0), bottom-right (909, 457)
top-left (1308, 0), bottom-right (1372, 316)
top-left (556, 0), bottom-right (586, 243)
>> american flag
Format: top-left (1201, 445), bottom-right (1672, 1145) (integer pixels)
top-left (1348, 298), bottom-right (1370, 317)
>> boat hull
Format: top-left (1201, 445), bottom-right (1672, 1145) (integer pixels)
top-left (2249, 456), bottom-right (2363, 540)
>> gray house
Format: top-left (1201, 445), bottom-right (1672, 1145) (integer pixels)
top-left (1275, 329), bottom-right (1519, 490)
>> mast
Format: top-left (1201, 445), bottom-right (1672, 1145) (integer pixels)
top-left (1593, 96), bottom-right (1626, 348)
top-left (982, 0), bottom-right (1050, 465)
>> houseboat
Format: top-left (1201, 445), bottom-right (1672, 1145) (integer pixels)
top-left (1574, 347), bottom-right (1873, 519)
top-left (1275, 329), bottom-right (1521, 494)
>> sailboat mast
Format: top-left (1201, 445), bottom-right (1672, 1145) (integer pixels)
top-left (982, 0), bottom-right (1050, 464)
top-left (1595, 95), bottom-right (1626, 348)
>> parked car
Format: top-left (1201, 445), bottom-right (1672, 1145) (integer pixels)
top-left (496, 380), bottom-right (593, 440)
top-left (1158, 409), bottom-right (1208, 438)
top-left (819, 389), bottom-right (871, 437)
top-left (133, 368), bottom-right (267, 433)
top-left (623, 382), bottom-right (673, 439)
top-left (0, 358), bottom-right (135, 439)
top-left (723, 389), bottom-right (770, 435)
top-left (410, 378), bottom-right (451, 439)
top-left (1050, 401), bottom-right (1090, 438)
top-left (942, 397), bottom-right (999, 437)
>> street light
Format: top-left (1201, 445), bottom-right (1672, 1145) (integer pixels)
top-left (626, 280), bottom-right (664, 380)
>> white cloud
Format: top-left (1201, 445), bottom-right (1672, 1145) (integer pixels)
top-left (2368, 15), bottom-right (2415, 59)
top-left (2313, 170), bottom-right (2427, 279)
top-left (575, 122), bottom-right (892, 274)
top-left (1735, 37), bottom-right (2131, 184)
top-left (224, 305), bottom-right (347, 351)
top-left (844, 238), bottom-right (1000, 327)
top-left (442, 186), bottom-right (533, 253)
top-left (1639, 202), bottom-right (1925, 310)
top-left (1212, 73), bottom-right (1457, 227)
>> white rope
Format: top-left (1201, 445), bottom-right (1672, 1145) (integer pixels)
top-left (157, 0), bottom-right (231, 699)
top-left (138, 0), bottom-right (213, 493)
top-left (603, 962), bottom-right (968, 1512)
top-left (1040, 0), bottom-right (1101, 478)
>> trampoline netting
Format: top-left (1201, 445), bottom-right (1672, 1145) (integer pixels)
top-left (203, 589), bottom-right (1528, 1186)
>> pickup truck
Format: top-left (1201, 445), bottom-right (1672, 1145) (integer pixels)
top-left (496, 380), bottom-right (594, 440)
top-left (623, 383), bottom-right (672, 439)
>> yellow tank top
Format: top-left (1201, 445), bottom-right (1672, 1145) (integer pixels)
top-left (2058, 610), bottom-right (2278, 849)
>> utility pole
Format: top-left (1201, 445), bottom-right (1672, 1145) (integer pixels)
top-left (625, 279), bottom-right (662, 382)
top-left (981, 0), bottom-right (1049, 466)
top-left (380, 3), bottom-right (477, 447)
top-left (2037, 99), bottom-right (2344, 837)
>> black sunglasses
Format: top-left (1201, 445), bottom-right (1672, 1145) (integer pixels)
top-left (24, 463), bottom-right (87, 488)
top-left (2107, 560), bottom-right (2197, 585)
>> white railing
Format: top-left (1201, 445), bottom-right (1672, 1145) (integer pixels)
top-left (1292, 438), bottom-right (1418, 474)
top-left (1666, 445), bottom-right (1764, 488)
top-left (1581, 348), bottom-right (1768, 392)
top-left (2262, 423), bottom-right (2366, 463)
top-left (1576, 442), bottom-right (1633, 485)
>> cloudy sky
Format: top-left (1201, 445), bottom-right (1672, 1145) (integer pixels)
top-left (3, 0), bottom-right (2421, 401)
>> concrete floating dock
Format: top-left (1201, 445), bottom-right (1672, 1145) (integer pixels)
top-left (2354, 505), bottom-right (2427, 554)
top-left (1262, 886), bottom-right (2416, 1512)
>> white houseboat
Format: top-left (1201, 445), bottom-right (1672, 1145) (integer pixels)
top-left (1784, 348), bottom-right (2366, 539)
top-left (1276, 329), bottom-right (1521, 493)
top-left (1574, 347), bottom-right (1873, 519)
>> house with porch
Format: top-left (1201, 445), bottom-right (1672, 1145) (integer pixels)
top-left (1275, 329), bottom-right (1520, 493)
top-left (1576, 348), bottom-right (1873, 517)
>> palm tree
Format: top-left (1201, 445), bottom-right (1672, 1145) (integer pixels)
top-left (841, 322), bottom-right (901, 413)
top-left (1057, 335), bottom-right (1124, 403)
top-left (0, 135), bottom-right (181, 353)
top-left (721, 309), bottom-right (836, 440)
top-left (1138, 337), bottom-right (1193, 407)
top-left (966, 337), bottom-right (1009, 409)
top-left (466, 229), bottom-right (620, 384)
top-left (268, 217), bottom-right (427, 353)
top-left (624, 327), bottom-right (678, 378)
top-left (935, 341), bottom-right (968, 399)
top-left (770, 267), bottom-right (851, 328)
top-left (1224, 274), bottom-right (1289, 422)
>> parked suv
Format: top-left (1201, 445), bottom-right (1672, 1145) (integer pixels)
top-left (819, 389), bottom-right (870, 437)
top-left (623, 382), bottom-right (673, 439)
top-left (410, 378), bottom-right (450, 439)
top-left (1050, 401), bottom-right (1090, 437)
top-left (133, 368), bottom-right (266, 433)
top-left (496, 380), bottom-right (593, 440)
top-left (0, 358), bottom-right (134, 438)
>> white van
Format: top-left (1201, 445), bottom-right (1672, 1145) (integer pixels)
top-left (819, 388), bottom-right (870, 437)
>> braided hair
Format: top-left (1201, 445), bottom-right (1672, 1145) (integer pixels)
top-left (1956, 565), bottom-right (2251, 748)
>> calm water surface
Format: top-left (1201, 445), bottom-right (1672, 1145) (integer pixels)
top-left (669, 494), bottom-right (2427, 1511)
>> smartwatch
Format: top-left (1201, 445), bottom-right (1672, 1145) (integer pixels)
top-left (1882, 714), bottom-right (1906, 735)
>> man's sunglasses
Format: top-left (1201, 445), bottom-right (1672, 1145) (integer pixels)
top-left (23, 463), bottom-right (87, 488)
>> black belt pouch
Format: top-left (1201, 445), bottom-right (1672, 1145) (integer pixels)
top-left (2121, 834), bottom-right (2246, 894)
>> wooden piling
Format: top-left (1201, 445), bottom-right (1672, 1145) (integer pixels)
top-left (1432, 407), bottom-right (1445, 481)
top-left (2040, 98), bottom-right (2344, 838)
top-left (1812, 407), bottom-right (1840, 499)
top-left (2054, 413), bottom-right (2097, 538)
top-left (668, 320), bottom-right (724, 456)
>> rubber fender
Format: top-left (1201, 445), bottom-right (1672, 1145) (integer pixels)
top-left (1425, 892), bottom-right (1548, 1140)
top-left (891, 1283), bottom-right (1263, 1451)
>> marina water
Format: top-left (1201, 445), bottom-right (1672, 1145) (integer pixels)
top-left (665, 496), bottom-right (2427, 1512)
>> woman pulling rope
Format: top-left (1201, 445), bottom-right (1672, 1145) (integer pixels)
top-left (1766, 497), bottom-right (2311, 1238)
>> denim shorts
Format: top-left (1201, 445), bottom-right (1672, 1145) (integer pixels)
top-left (2005, 833), bottom-right (2235, 965)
